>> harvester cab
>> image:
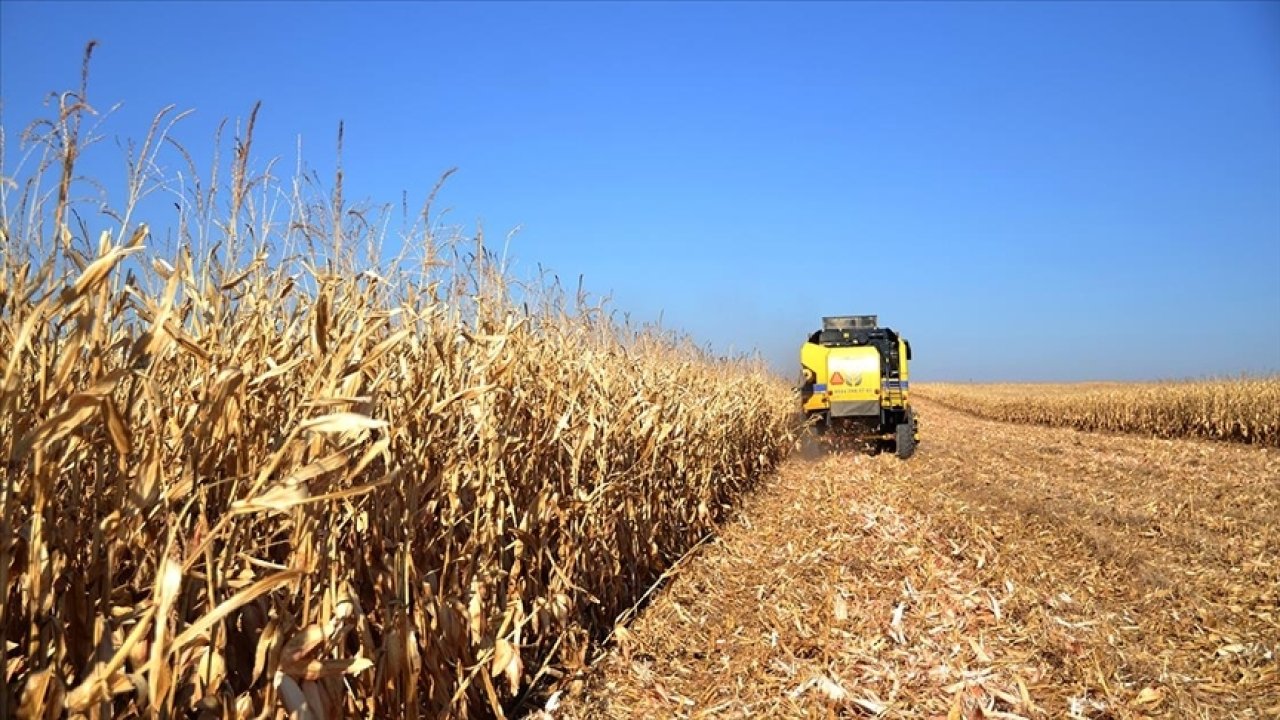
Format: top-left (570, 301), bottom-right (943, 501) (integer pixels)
top-left (799, 315), bottom-right (919, 458)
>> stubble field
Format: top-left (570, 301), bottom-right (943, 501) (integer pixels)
top-left (558, 394), bottom-right (1280, 719)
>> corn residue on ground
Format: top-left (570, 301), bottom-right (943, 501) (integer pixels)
top-left (558, 399), bottom-right (1280, 719)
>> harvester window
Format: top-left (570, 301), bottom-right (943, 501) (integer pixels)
top-left (905, 341), bottom-right (912, 360)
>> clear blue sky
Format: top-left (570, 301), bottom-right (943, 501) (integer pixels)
top-left (3, 1), bottom-right (1278, 380)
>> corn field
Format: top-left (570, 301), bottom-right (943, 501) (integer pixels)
top-left (917, 379), bottom-right (1280, 447)
top-left (0, 60), bottom-right (798, 718)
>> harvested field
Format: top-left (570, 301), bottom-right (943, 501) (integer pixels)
top-left (557, 398), bottom-right (1280, 719)
top-left (918, 380), bottom-right (1280, 447)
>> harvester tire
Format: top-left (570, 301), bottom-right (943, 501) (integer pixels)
top-left (895, 420), bottom-right (916, 459)
top-left (812, 412), bottom-right (829, 436)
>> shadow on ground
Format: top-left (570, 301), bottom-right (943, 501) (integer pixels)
top-left (793, 431), bottom-right (888, 461)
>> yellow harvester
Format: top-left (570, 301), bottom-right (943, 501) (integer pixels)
top-left (800, 315), bottom-right (919, 458)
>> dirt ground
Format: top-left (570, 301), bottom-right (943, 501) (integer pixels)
top-left (547, 399), bottom-right (1280, 719)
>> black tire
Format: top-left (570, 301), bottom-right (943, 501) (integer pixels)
top-left (811, 411), bottom-right (829, 435)
top-left (895, 421), bottom-right (916, 459)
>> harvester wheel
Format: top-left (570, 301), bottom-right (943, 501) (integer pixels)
top-left (811, 412), bottom-right (830, 435)
top-left (895, 419), bottom-right (916, 459)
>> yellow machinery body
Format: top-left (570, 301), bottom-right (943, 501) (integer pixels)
top-left (800, 315), bottom-right (918, 457)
